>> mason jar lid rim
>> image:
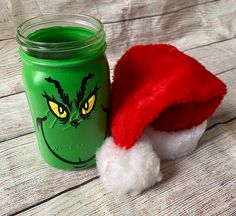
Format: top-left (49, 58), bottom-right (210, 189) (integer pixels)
top-left (16, 14), bottom-right (105, 51)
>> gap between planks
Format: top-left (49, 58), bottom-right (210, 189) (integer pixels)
top-left (0, 0), bottom-right (219, 42)
top-left (9, 116), bottom-right (236, 216)
top-left (9, 176), bottom-right (99, 216)
top-left (1, 34), bottom-right (236, 100)
top-left (103, 0), bottom-right (220, 24)
top-left (0, 62), bottom-right (234, 144)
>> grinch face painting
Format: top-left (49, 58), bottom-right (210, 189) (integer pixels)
top-left (17, 15), bottom-right (110, 171)
top-left (30, 63), bottom-right (110, 170)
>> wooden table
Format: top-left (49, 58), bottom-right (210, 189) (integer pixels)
top-left (1, 0), bottom-right (236, 215)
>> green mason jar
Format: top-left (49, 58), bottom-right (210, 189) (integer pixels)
top-left (16, 14), bottom-right (110, 170)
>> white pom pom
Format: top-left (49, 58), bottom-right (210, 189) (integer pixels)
top-left (96, 135), bottom-right (162, 195)
top-left (145, 121), bottom-right (207, 160)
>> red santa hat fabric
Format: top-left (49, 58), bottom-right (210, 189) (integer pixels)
top-left (111, 44), bottom-right (227, 149)
top-left (96, 44), bottom-right (227, 195)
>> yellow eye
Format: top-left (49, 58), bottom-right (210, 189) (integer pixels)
top-left (48, 101), bottom-right (67, 119)
top-left (81, 94), bottom-right (96, 115)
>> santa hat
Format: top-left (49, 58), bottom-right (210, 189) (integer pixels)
top-left (96, 44), bottom-right (227, 195)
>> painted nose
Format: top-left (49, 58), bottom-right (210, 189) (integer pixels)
top-left (71, 119), bottom-right (79, 128)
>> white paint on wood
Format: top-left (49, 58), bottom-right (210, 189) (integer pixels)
top-left (0, 133), bottom-right (97, 215)
top-left (1, 1), bottom-right (236, 98)
top-left (0, 0), bottom-right (41, 40)
top-left (0, 48), bottom-right (235, 142)
top-left (0, 0), bottom-right (211, 40)
top-left (0, 66), bottom-right (235, 215)
top-left (19, 121), bottom-right (236, 216)
top-left (1, 0), bottom-right (236, 215)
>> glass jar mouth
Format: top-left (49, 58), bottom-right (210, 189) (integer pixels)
top-left (16, 14), bottom-right (106, 59)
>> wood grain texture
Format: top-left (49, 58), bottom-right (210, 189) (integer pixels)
top-left (0, 0), bottom-right (212, 40)
top-left (18, 120), bottom-right (236, 216)
top-left (37, 0), bottom-right (211, 24)
top-left (0, 132), bottom-right (97, 215)
top-left (1, 37), bottom-right (236, 142)
top-left (0, 0), bottom-right (41, 40)
top-left (1, 0), bottom-right (236, 215)
top-left (207, 69), bottom-right (236, 128)
top-left (1, 0), bottom-right (236, 97)
top-left (0, 92), bottom-right (34, 142)
top-left (0, 68), bottom-right (235, 215)
top-left (105, 0), bottom-right (236, 68)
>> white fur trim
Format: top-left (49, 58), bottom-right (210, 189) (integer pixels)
top-left (145, 121), bottom-right (207, 160)
top-left (96, 135), bottom-right (162, 195)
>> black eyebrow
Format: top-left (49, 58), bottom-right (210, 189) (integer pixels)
top-left (75, 73), bottom-right (94, 109)
top-left (45, 77), bottom-right (72, 110)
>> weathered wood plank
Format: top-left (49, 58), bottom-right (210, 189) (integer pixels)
top-left (1, 0), bottom-right (236, 97)
top-left (0, 0), bottom-right (212, 40)
top-left (0, 68), bottom-right (235, 215)
top-left (0, 92), bottom-right (34, 142)
top-left (0, 0), bottom-right (41, 40)
top-left (0, 39), bottom-right (20, 67)
top-left (105, 0), bottom-right (236, 68)
top-left (0, 132), bottom-right (97, 216)
top-left (185, 38), bottom-right (236, 75)
top-left (17, 120), bottom-right (236, 216)
top-left (207, 69), bottom-right (236, 128)
top-left (0, 63), bottom-right (22, 98)
top-left (1, 1), bottom-right (236, 215)
top-left (1, 38), bottom-right (236, 142)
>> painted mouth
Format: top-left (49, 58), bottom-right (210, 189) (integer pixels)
top-left (37, 116), bottom-right (95, 168)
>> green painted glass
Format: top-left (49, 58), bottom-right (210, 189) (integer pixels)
top-left (16, 15), bottom-right (110, 170)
